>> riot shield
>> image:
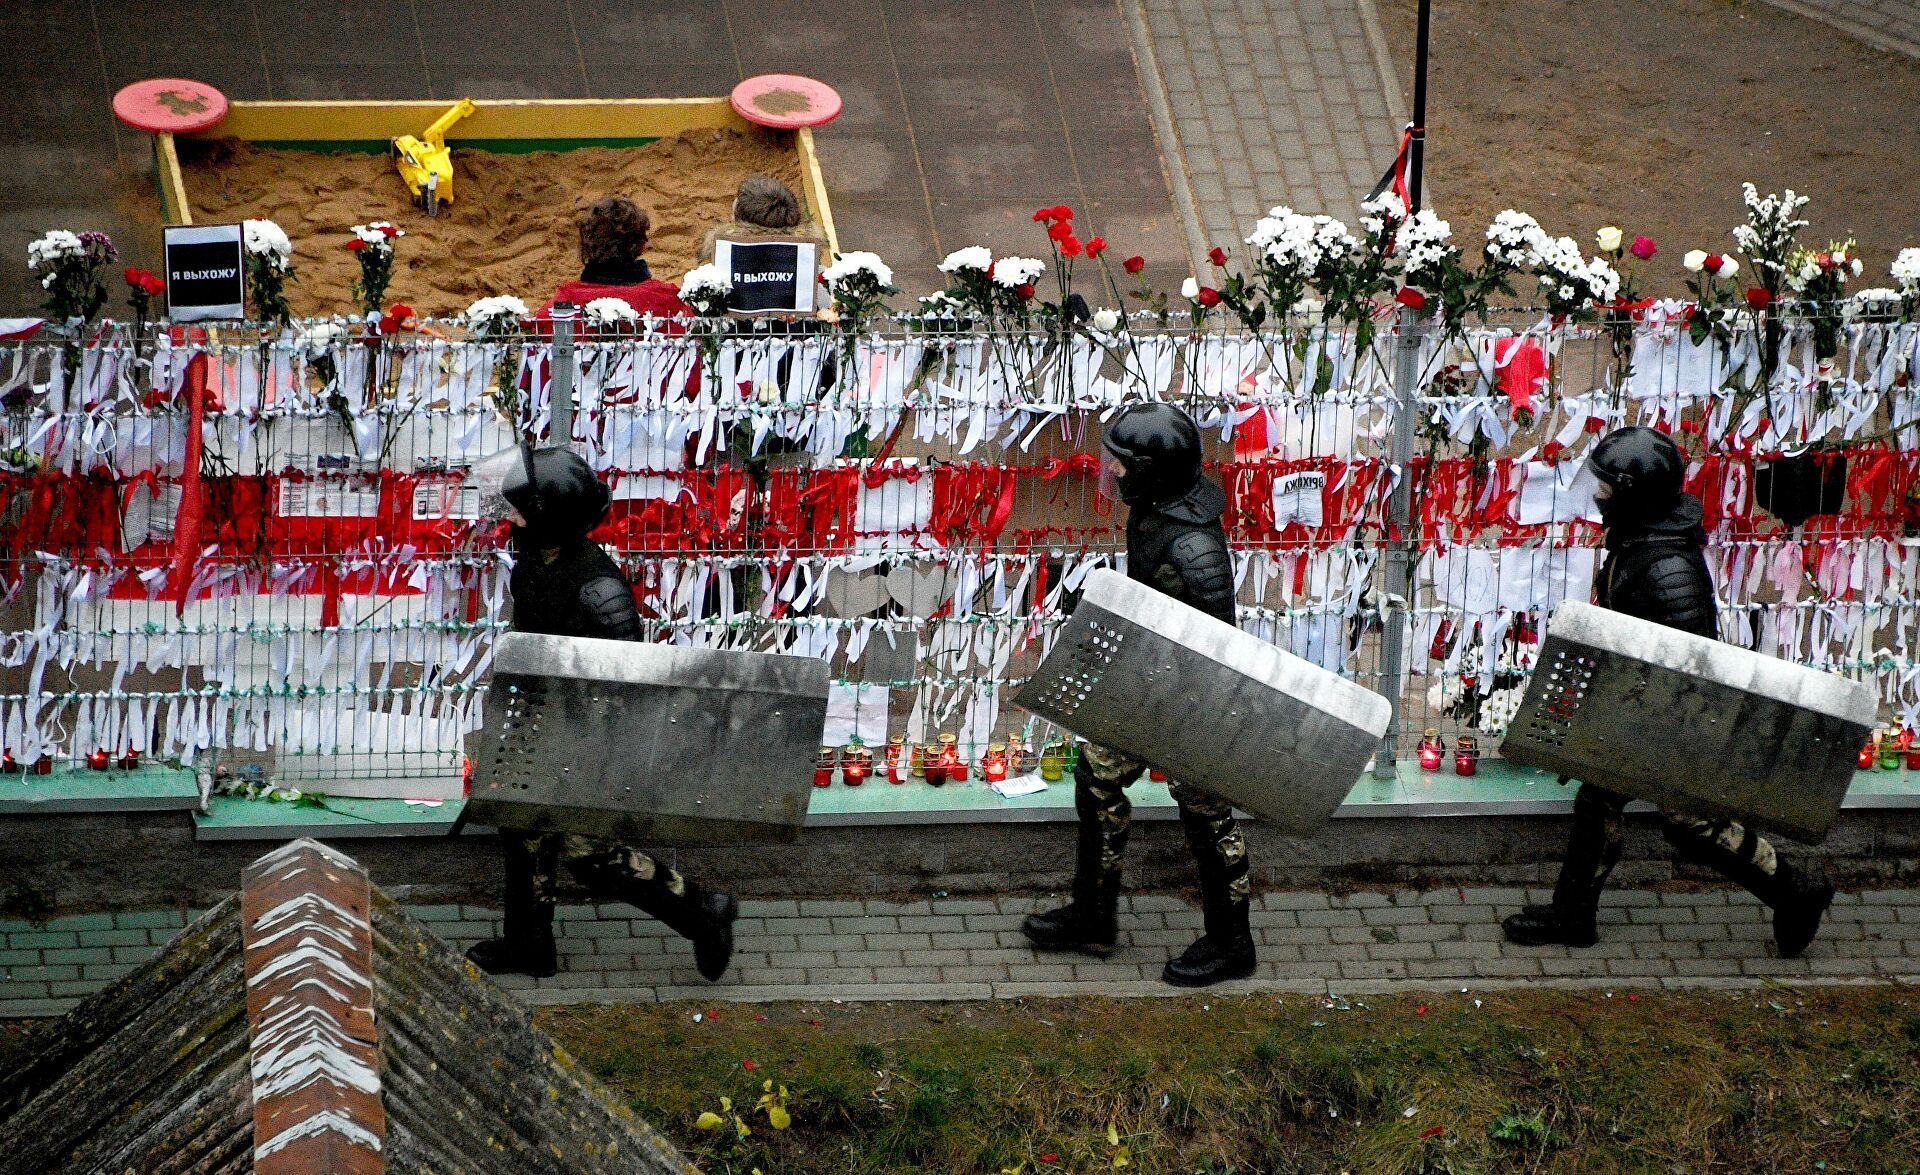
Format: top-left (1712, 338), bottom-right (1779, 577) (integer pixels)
top-left (1499, 600), bottom-right (1876, 842)
top-left (468, 632), bottom-right (830, 843)
top-left (1014, 570), bottom-right (1391, 834)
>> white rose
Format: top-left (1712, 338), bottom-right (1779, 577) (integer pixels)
top-left (1682, 249), bottom-right (1708, 272)
top-left (1090, 308), bottom-right (1121, 331)
top-left (1180, 277), bottom-right (1200, 299)
top-left (1714, 256), bottom-right (1739, 280)
top-left (1850, 257), bottom-right (1863, 277)
top-left (1595, 226), bottom-right (1623, 253)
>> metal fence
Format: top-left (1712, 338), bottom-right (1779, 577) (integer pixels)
top-left (1, 307), bottom-right (1915, 797)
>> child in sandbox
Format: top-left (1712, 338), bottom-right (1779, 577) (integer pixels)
top-left (538, 196), bottom-right (693, 320)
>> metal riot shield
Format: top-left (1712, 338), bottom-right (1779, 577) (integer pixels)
top-left (1499, 600), bottom-right (1876, 843)
top-left (467, 632), bottom-right (830, 843)
top-left (1014, 570), bottom-right (1391, 834)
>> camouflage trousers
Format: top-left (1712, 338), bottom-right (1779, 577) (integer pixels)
top-left (1076, 743), bottom-right (1251, 929)
top-left (504, 833), bottom-right (689, 907)
top-left (1561, 783), bottom-right (1781, 904)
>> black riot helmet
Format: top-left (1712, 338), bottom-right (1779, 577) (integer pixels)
top-left (472, 443), bottom-right (611, 546)
top-left (1587, 426), bottom-right (1684, 526)
top-left (1102, 402), bottom-right (1204, 505)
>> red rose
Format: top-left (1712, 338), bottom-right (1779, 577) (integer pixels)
top-left (1060, 235), bottom-right (1082, 258)
top-left (1084, 236), bottom-right (1107, 259)
top-left (1196, 286), bottom-right (1221, 308)
top-left (377, 223), bottom-right (401, 238)
top-left (1704, 254), bottom-right (1725, 273)
top-left (1394, 286), bottom-right (1428, 310)
top-left (124, 266), bottom-right (145, 285)
top-left (143, 274), bottom-right (166, 295)
top-left (1815, 251), bottom-right (1832, 268)
top-left (346, 238), bottom-right (368, 253)
top-left (1015, 282), bottom-right (1036, 300)
top-left (1047, 221), bottom-right (1072, 243)
top-left (1744, 287), bottom-right (1772, 311)
top-left (1629, 235), bottom-right (1657, 260)
top-left (1123, 255), bottom-right (1146, 275)
top-left (1207, 246), bottom-right (1228, 267)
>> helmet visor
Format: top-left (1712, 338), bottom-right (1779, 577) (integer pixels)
top-left (469, 445), bottom-right (529, 529)
top-left (1097, 451), bottom-right (1126, 503)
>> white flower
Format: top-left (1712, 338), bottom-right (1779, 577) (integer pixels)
top-left (1090, 308), bottom-right (1122, 331)
top-left (27, 230), bottom-right (84, 270)
top-left (1714, 256), bottom-right (1740, 280)
top-left (990, 255), bottom-right (1045, 288)
top-left (349, 223), bottom-right (399, 255)
top-left (1358, 193), bottom-right (1404, 237)
top-left (1584, 256), bottom-right (1621, 305)
top-left (464, 294), bottom-right (529, 322)
top-left (821, 250), bottom-right (894, 289)
top-left (1893, 247), bottom-right (1920, 292)
top-left (917, 291), bottom-right (963, 317)
top-left (937, 245), bottom-right (993, 275)
top-left (303, 319), bottom-right (350, 355)
top-left (1682, 249), bottom-right (1708, 273)
top-left (583, 296), bottom-right (639, 326)
top-left (1595, 225), bottom-right (1623, 253)
top-left (1850, 257), bottom-right (1863, 277)
top-left (1847, 288), bottom-right (1901, 318)
top-left (243, 218), bottom-right (292, 261)
top-left (1485, 210), bottom-right (1546, 266)
top-left (1180, 276), bottom-right (1200, 299)
top-left (678, 263), bottom-right (733, 299)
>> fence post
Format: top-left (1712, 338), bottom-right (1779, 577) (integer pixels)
top-left (549, 301), bottom-right (578, 448)
top-left (1371, 306), bottom-right (1426, 779)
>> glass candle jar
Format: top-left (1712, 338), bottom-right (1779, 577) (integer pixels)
top-left (1454, 736), bottom-right (1479, 778)
top-left (982, 743), bottom-right (1009, 783)
top-left (938, 733), bottom-right (966, 782)
top-left (1038, 739), bottom-right (1067, 782)
top-left (841, 738), bottom-right (873, 786)
top-left (921, 742), bottom-right (947, 786)
top-left (814, 746), bottom-right (838, 788)
top-left (1418, 728), bottom-right (1445, 771)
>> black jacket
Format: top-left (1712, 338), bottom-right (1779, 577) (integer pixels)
top-left (1127, 475), bottom-right (1237, 625)
top-left (1595, 492), bottom-right (1717, 639)
top-left (509, 538), bottom-right (642, 641)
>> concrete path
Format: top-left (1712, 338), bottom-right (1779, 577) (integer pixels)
top-left (1122, 0), bottom-right (1405, 270)
top-left (6, 886), bottom-right (1916, 1016)
top-left (1760, 0), bottom-right (1920, 59)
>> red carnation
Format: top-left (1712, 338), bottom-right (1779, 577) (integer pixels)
top-left (1541, 440), bottom-right (1567, 461)
top-left (346, 238), bottom-right (368, 253)
top-left (1084, 236), bottom-right (1107, 259)
top-left (124, 266), bottom-right (146, 286)
top-left (1122, 255), bottom-right (1146, 275)
top-left (1050, 204), bottom-right (1074, 222)
top-left (1208, 246), bottom-right (1228, 267)
top-left (1015, 282), bottom-right (1036, 301)
top-left (1629, 235), bottom-right (1657, 260)
top-left (377, 223), bottom-right (401, 238)
top-left (1744, 287), bottom-right (1772, 311)
top-left (1394, 286), bottom-right (1428, 310)
top-left (1060, 235), bottom-right (1083, 258)
top-left (1584, 415), bottom-right (1607, 433)
top-left (1047, 221), bottom-right (1073, 244)
top-left (1032, 208), bottom-right (1053, 223)
top-left (1196, 286), bottom-right (1221, 308)
top-left (379, 303), bottom-right (416, 333)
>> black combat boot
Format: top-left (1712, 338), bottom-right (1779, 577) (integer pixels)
top-left (570, 848), bottom-right (740, 980)
top-left (1503, 785), bottom-right (1627, 948)
top-left (467, 838), bottom-right (559, 978)
top-left (1025, 760), bottom-right (1128, 956)
top-left (1664, 821), bottom-right (1835, 959)
top-left (1162, 794), bottom-right (1256, 987)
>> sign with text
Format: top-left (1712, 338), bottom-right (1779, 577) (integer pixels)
top-left (716, 239), bottom-right (816, 314)
top-left (163, 223), bottom-right (245, 322)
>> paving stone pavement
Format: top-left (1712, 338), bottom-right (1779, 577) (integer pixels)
top-left (1122, 0), bottom-right (1405, 271)
top-left (1760, 0), bottom-right (1920, 59)
top-left (4, 887), bottom-right (1917, 1016)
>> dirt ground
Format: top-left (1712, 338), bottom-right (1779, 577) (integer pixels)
top-left (1376, 0), bottom-right (1920, 289)
top-left (178, 127), bottom-right (804, 317)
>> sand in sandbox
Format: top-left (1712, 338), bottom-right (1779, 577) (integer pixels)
top-left (180, 127), bottom-right (806, 316)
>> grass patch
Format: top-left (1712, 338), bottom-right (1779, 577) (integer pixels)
top-left (539, 986), bottom-right (1920, 1174)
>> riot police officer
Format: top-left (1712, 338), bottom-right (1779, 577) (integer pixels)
top-left (467, 445), bottom-right (739, 981)
top-left (1022, 403), bottom-right (1257, 987)
top-left (1502, 427), bottom-right (1835, 956)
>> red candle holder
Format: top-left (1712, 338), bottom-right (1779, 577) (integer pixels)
top-left (1901, 729), bottom-right (1920, 770)
top-left (32, 757), bottom-right (53, 776)
top-left (1, 751), bottom-right (15, 773)
top-left (1859, 738), bottom-right (1879, 771)
top-left (1148, 767), bottom-right (1169, 782)
top-left (813, 746), bottom-right (838, 788)
top-left (1454, 736), bottom-right (1479, 777)
top-left (884, 735), bottom-right (909, 784)
top-left (936, 735), bottom-right (964, 783)
top-left (982, 743), bottom-right (1009, 784)
top-left (1417, 728), bottom-right (1445, 772)
top-left (841, 738), bottom-right (873, 786)
top-left (120, 748), bottom-right (141, 771)
top-left (87, 749), bottom-right (111, 771)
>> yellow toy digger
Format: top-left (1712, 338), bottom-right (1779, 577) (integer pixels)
top-left (392, 98), bottom-right (476, 216)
